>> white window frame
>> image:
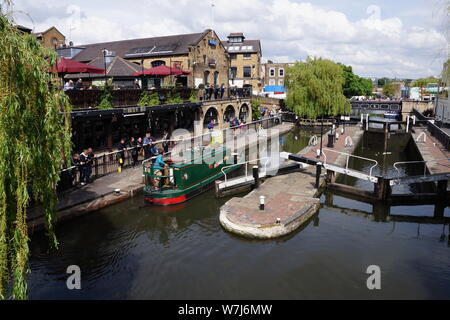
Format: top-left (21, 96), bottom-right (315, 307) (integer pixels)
top-left (269, 68), bottom-right (275, 77)
top-left (279, 68), bottom-right (284, 77)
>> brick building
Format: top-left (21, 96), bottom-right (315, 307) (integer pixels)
top-left (34, 26), bottom-right (66, 48)
top-left (65, 29), bottom-right (229, 89)
top-left (261, 61), bottom-right (294, 88)
top-left (221, 33), bottom-right (262, 94)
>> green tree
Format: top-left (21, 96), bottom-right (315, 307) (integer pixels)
top-left (411, 77), bottom-right (439, 88)
top-left (382, 83), bottom-right (396, 98)
top-left (285, 57), bottom-right (350, 119)
top-left (340, 64), bottom-right (373, 98)
top-left (0, 4), bottom-right (72, 299)
top-left (251, 99), bottom-right (262, 120)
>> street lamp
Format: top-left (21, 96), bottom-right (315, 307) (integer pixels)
top-left (102, 48), bottom-right (108, 87)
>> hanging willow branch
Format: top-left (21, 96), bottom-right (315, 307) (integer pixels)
top-left (285, 57), bottom-right (351, 119)
top-left (0, 7), bottom-right (72, 299)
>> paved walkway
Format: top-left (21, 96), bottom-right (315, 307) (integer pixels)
top-left (412, 128), bottom-right (450, 175)
top-left (300, 125), bottom-right (364, 167)
top-left (28, 165), bottom-right (145, 229)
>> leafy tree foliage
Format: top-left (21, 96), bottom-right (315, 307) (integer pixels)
top-left (382, 83), bottom-right (396, 98)
top-left (251, 99), bottom-right (262, 120)
top-left (285, 57), bottom-right (351, 119)
top-left (0, 5), bottom-right (72, 299)
top-left (340, 64), bottom-right (373, 98)
top-left (411, 77), bottom-right (439, 88)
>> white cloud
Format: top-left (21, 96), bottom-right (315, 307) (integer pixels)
top-left (11, 0), bottom-right (449, 78)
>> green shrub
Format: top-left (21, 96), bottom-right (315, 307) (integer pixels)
top-left (167, 92), bottom-right (183, 104)
top-left (138, 91), bottom-right (160, 106)
top-left (189, 90), bottom-right (198, 103)
top-left (98, 90), bottom-right (113, 109)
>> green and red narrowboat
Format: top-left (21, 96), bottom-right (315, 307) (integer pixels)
top-left (143, 146), bottom-right (241, 206)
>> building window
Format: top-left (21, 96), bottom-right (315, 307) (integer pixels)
top-left (243, 53), bottom-right (251, 60)
top-left (172, 61), bottom-right (182, 69)
top-left (151, 60), bottom-right (166, 68)
top-left (243, 66), bottom-right (251, 78)
top-left (230, 67), bottom-right (237, 79)
top-left (214, 71), bottom-right (219, 86)
top-left (230, 54), bottom-right (237, 60)
top-left (279, 79), bottom-right (284, 86)
top-left (279, 68), bottom-right (284, 77)
top-left (269, 79), bottom-right (276, 86)
top-left (204, 71), bottom-right (210, 85)
top-left (269, 68), bottom-right (275, 77)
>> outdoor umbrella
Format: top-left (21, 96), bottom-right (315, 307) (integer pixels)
top-left (50, 57), bottom-right (105, 74)
top-left (132, 65), bottom-right (191, 76)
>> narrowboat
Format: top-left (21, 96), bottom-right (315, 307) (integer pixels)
top-left (143, 146), bottom-right (241, 206)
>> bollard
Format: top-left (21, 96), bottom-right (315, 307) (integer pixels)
top-left (316, 149), bottom-right (321, 159)
top-left (260, 196), bottom-right (266, 211)
top-left (315, 162), bottom-right (322, 189)
top-left (253, 166), bottom-right (260, 188)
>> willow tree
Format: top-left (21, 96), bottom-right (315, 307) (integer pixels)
top-left (285, 57), bottom-right (350, 119)
top-left (0, 3), bottom-right (72, 299)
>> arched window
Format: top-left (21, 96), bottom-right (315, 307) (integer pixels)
top-left (223, 105), bottom-right (236, 122)
top-left (214, 71), bottom-right (219, 86)
top-left (204, 71), bottom-right (210, 86)
top-left (279, 68), bottom-right (284, 77)
top-left (204, 107), bottom-right (218, 126)
top-left (151, 60), bottom-right (166, 68)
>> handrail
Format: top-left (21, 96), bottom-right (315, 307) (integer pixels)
top-left (309, 136), bottom-right (318, 146)
top-left (221, 157), bottom-right (271, 184)
top-left (393, 159), bottom-right (450, 179)
top-left (322, 148), bottom-right (379, 178)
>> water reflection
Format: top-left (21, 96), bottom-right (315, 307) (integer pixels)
top-left (26, 128), bottom-right (450, 300)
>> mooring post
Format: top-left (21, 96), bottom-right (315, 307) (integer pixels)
top-left (437, 180), bottom-right (448, 198)
top-left (315, 162), bottom-right (322, 189)
top-left (374, 178), bottom-right (392, 201)
top-left (253, 166), bottom-right (260, 188)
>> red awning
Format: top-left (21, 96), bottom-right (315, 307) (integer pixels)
top-left (133, 65), bottom-right (191, 76)
top-left (50, 57), bottom-right (105, 74)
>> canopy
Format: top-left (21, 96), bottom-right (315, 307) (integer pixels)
top-left (133, 65), bottom-right (191, 76)
top-left (50, 57), bottom-right (105, 74)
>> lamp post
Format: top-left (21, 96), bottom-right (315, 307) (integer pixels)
top-left (102, 48), bottom-right (108, 87)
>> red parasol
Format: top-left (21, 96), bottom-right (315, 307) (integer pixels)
top-left (50, 57), bottom-right (105, 74)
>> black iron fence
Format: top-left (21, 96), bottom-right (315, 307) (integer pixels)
top-left (66, 86), bottom-right (253, 110)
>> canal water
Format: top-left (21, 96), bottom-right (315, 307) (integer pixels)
top-left (27, 129), bottom-right (450, 300)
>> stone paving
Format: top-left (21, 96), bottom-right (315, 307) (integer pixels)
top-left (219, 125), bottom-right (365, 239)
top-left (300, 125), bottom-right (363, 166)
top-left (412, 128), bottom-right (450, 175)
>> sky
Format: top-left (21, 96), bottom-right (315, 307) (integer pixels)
top-left (8, 0), bottom-right (450, 79)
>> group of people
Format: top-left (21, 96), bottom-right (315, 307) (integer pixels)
top-left (64, 78), bottom-right (85, 91)
top-left (72, 148), bottom-right (95, 186)
top-left (116, 132), bottom-right (171, 169)
top-left (203, 84), bottom-right (226, 101)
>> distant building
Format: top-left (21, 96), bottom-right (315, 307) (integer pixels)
top-left (221, 33), bottom-right (262, 93)
top-left (260, 61), bottom-right (294, 98)
top-left (33, 26), bottom-right (66, 48)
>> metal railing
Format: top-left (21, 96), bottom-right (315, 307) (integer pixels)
top-left (413, 109), bottom-right (450, 151)
top-left (221, 157), bottom-right (271, 184)
top-left (322, 148), bottom-right (379, 179)
top-left (393, 159), bottom-right (450, 179)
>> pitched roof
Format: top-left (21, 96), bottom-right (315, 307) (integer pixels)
top-left (72, 30), bottom-right (210, 63)
top-left (65, 56), bottom-right (141, 79)
top-left (221, 39), bottom-right (262, 55)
